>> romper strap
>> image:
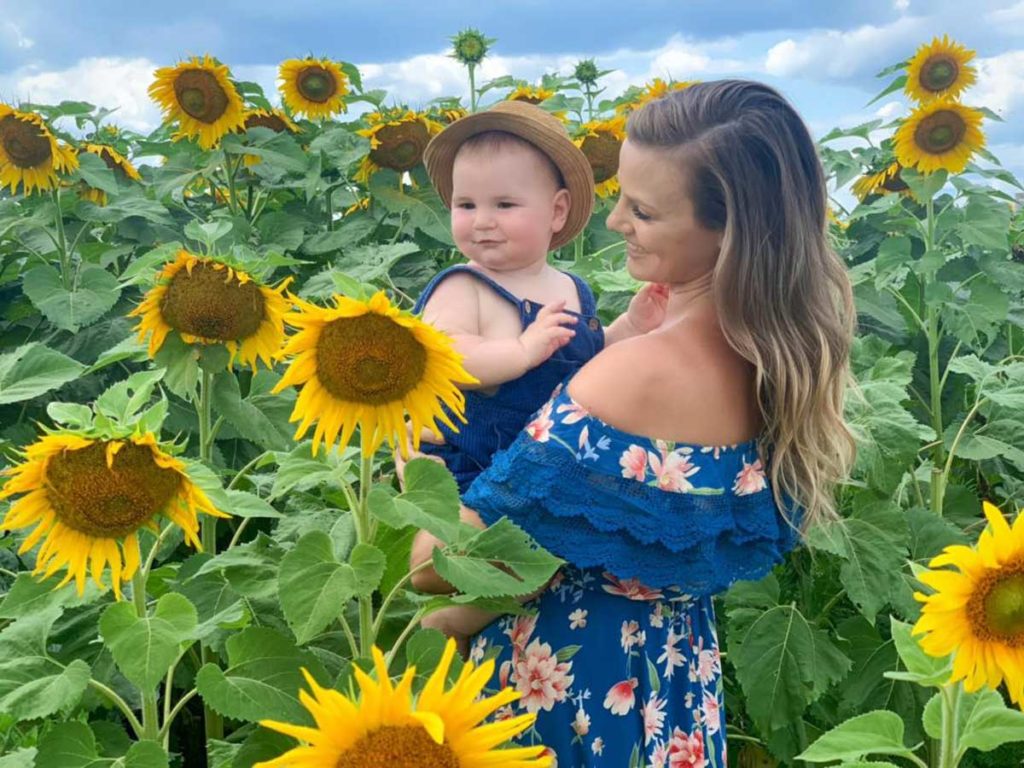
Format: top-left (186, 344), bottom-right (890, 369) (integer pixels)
top-left (412, 264), bottom-right (522, 314)
top-left (563, 270), bottom-right (598, 315)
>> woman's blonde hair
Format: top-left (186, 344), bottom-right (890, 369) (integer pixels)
top-left (627, 80), bottom-right (856, 533)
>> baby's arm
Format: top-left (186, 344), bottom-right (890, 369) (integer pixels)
top-left (422, 605), bottom-right (500, 657)
top-left (422, 274), bottom-right (578, 389)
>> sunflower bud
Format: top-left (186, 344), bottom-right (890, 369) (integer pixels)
top-left (574, 59), bottom-right (600, 86)
top-left (450, 28), bottom-right (494, 66)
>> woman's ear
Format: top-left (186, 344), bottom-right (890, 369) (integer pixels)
top-left (551, 188), bottom-right (571, 233)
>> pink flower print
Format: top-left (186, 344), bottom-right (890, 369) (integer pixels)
top-left (505, 614), bottom-right (538, 656)
top-left (602, 572), bottom-right (664, 601)
top-left (569, 608), bottom-right (588, 630)
top-left (525, 401), bottom-right (554, 442)
top-left (557, 398), bottom-right (588, 424)
top-left (621, 619), bottom-right (643, 652)
top-left (592, 737), bottom-right (605, 755)
top-left (619, 444), bottom-right (648, 481)
top-left (650, 602), bottom-right (665, 629)
top-left (701, 690), bottom-right (721, 735)
top-left (658, 628), bottom-right (686, 680)
top-left (648, 447), bottom-right (700, 492)
top-left (668, 726), bottom-right (706, 767)
top-left (539, 748), bottom-right (558, 767)
top-left (514, 638), bottom-right (574, 713)
top-left (649, 741), bottom-right (670, 768)
top-left (572, 707), bottom-right (591, 737)
top-left (498, 659), bottom-right (512, 689)
top-left (642, 694), bottom-right (667, 745)
top-left (494, 703), bottom-right (516, 721)
top-left (603, 677), bottom-right (639, 715)
top-left (733, 457), bottom-right (767, 495)
top-left (695, 637), bottom-right (722, 685)
top-left (469, 635), bottom-right (487, 664)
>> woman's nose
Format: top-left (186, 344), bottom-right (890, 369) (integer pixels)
top-left (606, 198), bottom-right (626, 233)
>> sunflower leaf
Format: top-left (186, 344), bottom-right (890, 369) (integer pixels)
top-left (32, 721), bottom-right (110, 768)
top-left (886, 616), bottom-right (952, 687)
top-left (0, 748), bottom-right (36, 768)
top-left (22, 262), bottom-right (121, 332)
top-left (0, 342), bottom-right (85, 405)
top-left (796, 710), bottom-right (915, 762)
top-left (278, 531), bottom-right (358, 644)
top-left (957, 688), bottom-right (1024, 753)
top-left (99, 592), bottom-right (198, 691)
top-left (195, 626), bottom-right (327, 723)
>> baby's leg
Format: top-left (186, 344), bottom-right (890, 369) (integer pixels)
top-left (421, 605), bottom-right (501, 658)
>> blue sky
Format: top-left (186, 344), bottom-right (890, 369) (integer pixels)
top-left (1, 0), bottom-right (1023, 201)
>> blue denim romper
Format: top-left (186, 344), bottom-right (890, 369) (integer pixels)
top-left (412, 264), bottom-right (605, 493)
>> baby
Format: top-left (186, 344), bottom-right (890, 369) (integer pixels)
top-left (411, 100), bottom-right (667, 655)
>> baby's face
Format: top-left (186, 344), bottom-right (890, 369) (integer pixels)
top-left (450, 143), bottom-right (569, 271)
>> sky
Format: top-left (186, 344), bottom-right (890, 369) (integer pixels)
top-left (1, 0), bottom-right (1022, 204)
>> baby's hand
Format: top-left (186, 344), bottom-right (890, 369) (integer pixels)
top-left (517, 300), bottom-right (578, 368)
top-left (625, 283), bottom-right (669, 334)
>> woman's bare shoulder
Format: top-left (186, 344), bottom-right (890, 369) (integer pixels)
top-left (569, 327), bottom-right (761, 445)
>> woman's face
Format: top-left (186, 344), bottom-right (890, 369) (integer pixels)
top-left (606, 139), bottom-right (723, 285)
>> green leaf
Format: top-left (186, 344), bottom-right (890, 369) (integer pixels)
top-left (732, 604), bottom-right (851, 733)
top-left (269, 444), bottom-right (352, 500)
top-left (99, 592), bottom-right (197, 690)
top-left (195, 626), bottom-right (326, 723)
top-left (34, 721), bottom-right (112, 768)
top-left (75, 150), bottom-right (119, 194)
top-left (278, 531), bottom-right (358, 644)
top-left (797, 710), bottom-right (914, 762)
top-left (958, 195), bottom-right (1012, 252)
top-left (432, 518), bottom-right (564, 599)
top-left (957, 687), bottom-right (1024, 753)
top-left (47, 401), bottom-right (93, 429)
top-left (225, 489), bottom-right (282, 518)
top-left (371, 180), bottom-right (452, 244)
top-left (0, 606), bottom-right (92, 721)
top-left (153, 331), bottom-right (199, 400)
top-left (0, 342), bottom-right (85, 404)
top-left (886, 617), bottom-right (951, 687)
top-left (95, 369), bottom-right (164, 423)
top-left (350, 543), bottom-right (386, 597)
top-left (0, 749), bottom-right (37, 768)
top-left (211, 372), bottom-right (291, 451)
top-left (125, 741), bottom-right (170, 768)
top-left (0, 573), bottom-right (94, 619)
top-left (22, 262), bottom-right (121, 332)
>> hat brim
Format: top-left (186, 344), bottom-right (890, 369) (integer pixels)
top-left (424, 105), bottom-right (596, 251)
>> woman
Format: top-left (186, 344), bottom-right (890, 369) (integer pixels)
top-left (410, 79), bottom-right (855, 767)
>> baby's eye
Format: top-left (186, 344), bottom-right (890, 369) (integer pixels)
top-left (456, 202), bottom-right (475, 210)
top-left (632, 205), bottom-right (651, 221)
top-left (497, 201), bottom-right (516, 209)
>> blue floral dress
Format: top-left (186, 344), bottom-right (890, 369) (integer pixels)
top-left (462, 381), bottom-right (800, 768)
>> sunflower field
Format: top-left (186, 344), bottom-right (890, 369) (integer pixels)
top-left (0, 30), bottom-right (1023, 768)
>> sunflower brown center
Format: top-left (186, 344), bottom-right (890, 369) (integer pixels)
top-left (581, 131), bottom-right (622, 184)
top-left (160, 262), bottom-right (266, 342)
top-left (173, 69), bottom-right (230, 124)
top-left (369, 122), bottom-right (430, 172)
top-left (297, 66), bottom-right (337, 103)
top-left (967, 558), bottom-right (1024, 646)
top-left (244, 113), bottom-right (289, 132)
top-left (921, 56), bottom-right (959, 92)
top-left (914, 110), bottom-right (966, 155)
top-left (0, 115), bottom-right (52, 168)
top-left (334, 725), bottom-right (459, 768)
top-left (512, 93), bottom-right (545, 105)
top-left (45, 443), bottom-right (182, 538)
top-left (315, 313), bottom-right (427, 405)
top-left (881, 166), bottom-right (910, 193)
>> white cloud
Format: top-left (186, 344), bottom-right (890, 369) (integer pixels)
top-left (986, 1), bottom-right (1024, 26)
top-left (894, 0), bottom-right (911, 11)
top-left (764, 17), bottom-right (924, 79)
top-left (973, 50), bottom-right (1024, 118)
top-left (5, 57), bottom-right (160, 132)
top-left (2, 22), bottom-right (34, 51)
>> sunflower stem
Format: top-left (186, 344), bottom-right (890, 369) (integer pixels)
top-left (468, 64), bottom-right (478, 112)
top-left (129, 570), bottom-right (161, 741)
top-left (356, 454), bottom-right (376, 657)
top-left (923, 195), bottom-right (946, 517)
top-left (384, 606), bottom-right (428, 670)
top-left (372, 560), bottom-right (433, 637)
top-left (225, 154), bottom-right (241, 216)
top-left (939, 682), bottom-right (961, 768)
top-left (88, 679), bottom-right (144, 739)
top-left (50, 187), bottom-right (71, 291)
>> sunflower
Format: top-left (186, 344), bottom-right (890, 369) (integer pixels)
top-left (437, 106), bottom-right (468, 125)
top-left (851, 160), bottom-right (914, 201)
top-left (255, 639), bottom-right (551, 768)
top-left (507, 85), bottom-right (557, 105)
top-left (617, 78), bottom-right (697, 114)
top-left (354, 110), bottom-right (444, 184)
top-left (450, 28), bottom-right (494, 67)
top-left (574, 115), bottom-right (626, 198)
top-left (0, 432), bottom-right (228, 599)
top-left (0, 105), bottom-right (79, 195)
top-left (271, 290), bottom-right (476, 457)
top-left (913, 501), bottom-right (1024, 705)
top-left (78, 142), bottom-right (143, 205)
top-left (278, 58), bottom-right (349, 120)
top-left (129, 250), bottom-right (291, 370)
top-left (905, 35), bottom-right (977, 104)
top-left (149, 55), bottom-right (245, 150)
top-left (895, 98), bottom-right (985, 175)
top-left (239, 108), bottom-right (301, 166)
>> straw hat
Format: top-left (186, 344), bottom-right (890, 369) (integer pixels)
top-left (423, 100), bottom-right (596, 251)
